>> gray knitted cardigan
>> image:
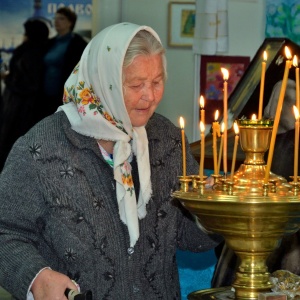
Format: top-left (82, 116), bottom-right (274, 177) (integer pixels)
top-left (0, 111), bottom-right (221, 300)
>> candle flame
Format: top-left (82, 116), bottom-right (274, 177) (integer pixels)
top-left (199, 95), bottom-right (205, 108)
top-left (233, 121), bottom-right (239, 134)
top-left (263, 51), bottom-right (267, 61)
top-left (220, 122), bottom-right (225, 133)
top-left (221, 68), bottom-right (229, 80)
top-left (285, 46), bottom-right (292, 60)
top-left (251, 114), bottom-right (257, 120)
top-left (200, 121), bottom-right (205, 133)
top-left (179, 116), bottom-right (185, 129)
top-left (294, 105), bottom-right (299, 120)
top-left (293, 55), bottom-right (298, 67)
top-left (214, 110), bottom-right (219, 121)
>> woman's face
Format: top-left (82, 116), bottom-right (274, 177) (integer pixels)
top-left (54, 13), bottom-right (72, 35)
top-left (123, 54), bottom-right (165, 127)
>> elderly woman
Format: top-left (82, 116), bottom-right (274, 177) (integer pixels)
top-left (0, 23), bottom-right (221, 300)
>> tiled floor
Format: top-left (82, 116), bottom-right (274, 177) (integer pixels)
top-left (0, 287), bottom-right (12, 299)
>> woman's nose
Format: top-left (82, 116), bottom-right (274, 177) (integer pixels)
top-left (141, 85), bottom-right (155, 102)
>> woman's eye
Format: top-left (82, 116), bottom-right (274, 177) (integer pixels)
top-left (131, 84), bottom-right (143, 89)
top-left (153, 81), bottom-right (162, 88)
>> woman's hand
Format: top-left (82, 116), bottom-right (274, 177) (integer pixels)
top-left (31, 268), bottom-right (78, 300)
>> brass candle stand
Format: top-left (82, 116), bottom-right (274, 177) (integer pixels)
top-left (173, 119), bottom-right (300, 300)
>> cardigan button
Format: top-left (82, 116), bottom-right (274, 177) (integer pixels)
top-left (127, 247), bottom-right (134, 255)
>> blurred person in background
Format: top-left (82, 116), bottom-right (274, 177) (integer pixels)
top-left (0, 18), bottom-right (49, 172)
top-left (42, 6), bottom-right (87, 119)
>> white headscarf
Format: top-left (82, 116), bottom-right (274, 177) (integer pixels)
top-left (58, 23), bottom-right (162, 247)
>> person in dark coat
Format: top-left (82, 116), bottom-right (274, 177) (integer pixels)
top-left (0, 18), bottom-right (49, 172)
top-left (42, 7), bottom-right (88, 118)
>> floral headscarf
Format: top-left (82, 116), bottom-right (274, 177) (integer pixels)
top-left (58, 23), bottom-right (162, 247)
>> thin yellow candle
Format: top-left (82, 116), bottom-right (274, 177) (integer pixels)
top-left (294, 105), bottom-right (299, 183)
top-left (212, 110), bottom-right (220, 175)
top-left (258, 51), bottom-right (267, 120)
top-left (293, 55), bottom-right (300, 112)
top-left (199, 121), bottom-right (205, 180)
top-left (264, 46), bottom-right (292, 184)
top-left (200, 95), bottom-right (205, 125)
top-left (230, 122), bottom-right (239, 182)
top-left (179, 116), bottom-right (186, 178)
top-left (221, 67), bottom-right (229, 175)
top-left (217, 122), bottom-right (225, 174)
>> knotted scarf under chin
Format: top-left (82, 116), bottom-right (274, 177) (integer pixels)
top-left (113, 126), bottom-right (152, 247)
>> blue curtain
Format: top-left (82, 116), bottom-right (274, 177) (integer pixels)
top-left (266, 0), bottom-right (300, 45)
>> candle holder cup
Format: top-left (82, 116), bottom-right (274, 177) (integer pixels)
top-left (178, 176), bottom-right (192, 192)
top-left (191, 175), bottom-right (201, 191)
top-left (211, 174), bottom-right (223, 185)
top-left (289, 181), bottom-right (300, 195)
top-left (231, 119), bottom-right (288, 193)
top-left (196, 177), bottom-right (207, 196)
top-left (289, 175), bottom-right (300, 182)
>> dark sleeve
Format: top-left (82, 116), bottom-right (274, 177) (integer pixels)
top-left (0, 138), bottom-right (49, 299)
top-left (176, 135), bottom-right (223, 252)
top-left (270, 129), bottom-right (295, 181)
top-left (5, 44), bottom-right (45, 96)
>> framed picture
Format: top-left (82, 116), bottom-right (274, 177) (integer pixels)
top-left (200, 55), bottom-right (250, 124)
top-left (168, 2), bottom-right (196, 47)
top-left (227, 38), bottom-right (300, 121)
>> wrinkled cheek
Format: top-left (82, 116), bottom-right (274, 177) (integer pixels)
top-left (155, 90), bottom-right (164, 104)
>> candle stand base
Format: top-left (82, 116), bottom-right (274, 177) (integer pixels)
top-left (188, 287), bottom-right (234, 300)
top-left (173, 186), bottom-right (300, 300)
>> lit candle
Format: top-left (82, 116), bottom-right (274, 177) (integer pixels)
top-left (217, 122), bottom-right (225, 174)
top-left (264, 46), bottom-right (292, 184)
top-left (199, 95), bottom-right (205, 125)
top-left (199, 121), bottom-right (205, 180)
top-left (212, 110), bottom-right (220, 175)
top-left (293, 55), bottom-right (300, 112)
top-left (252, 114), bottom-right (257, 120)
top-left (294, 105), bottom-right (299, 184)
top-left (231, 121), bottom-right (239, 182)
top-left (221, 67), bottom-right (229, 175)
top-left (258, 51), bottom-right (267, 120)
top-left (179, 116), bottom-right (186, 178)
